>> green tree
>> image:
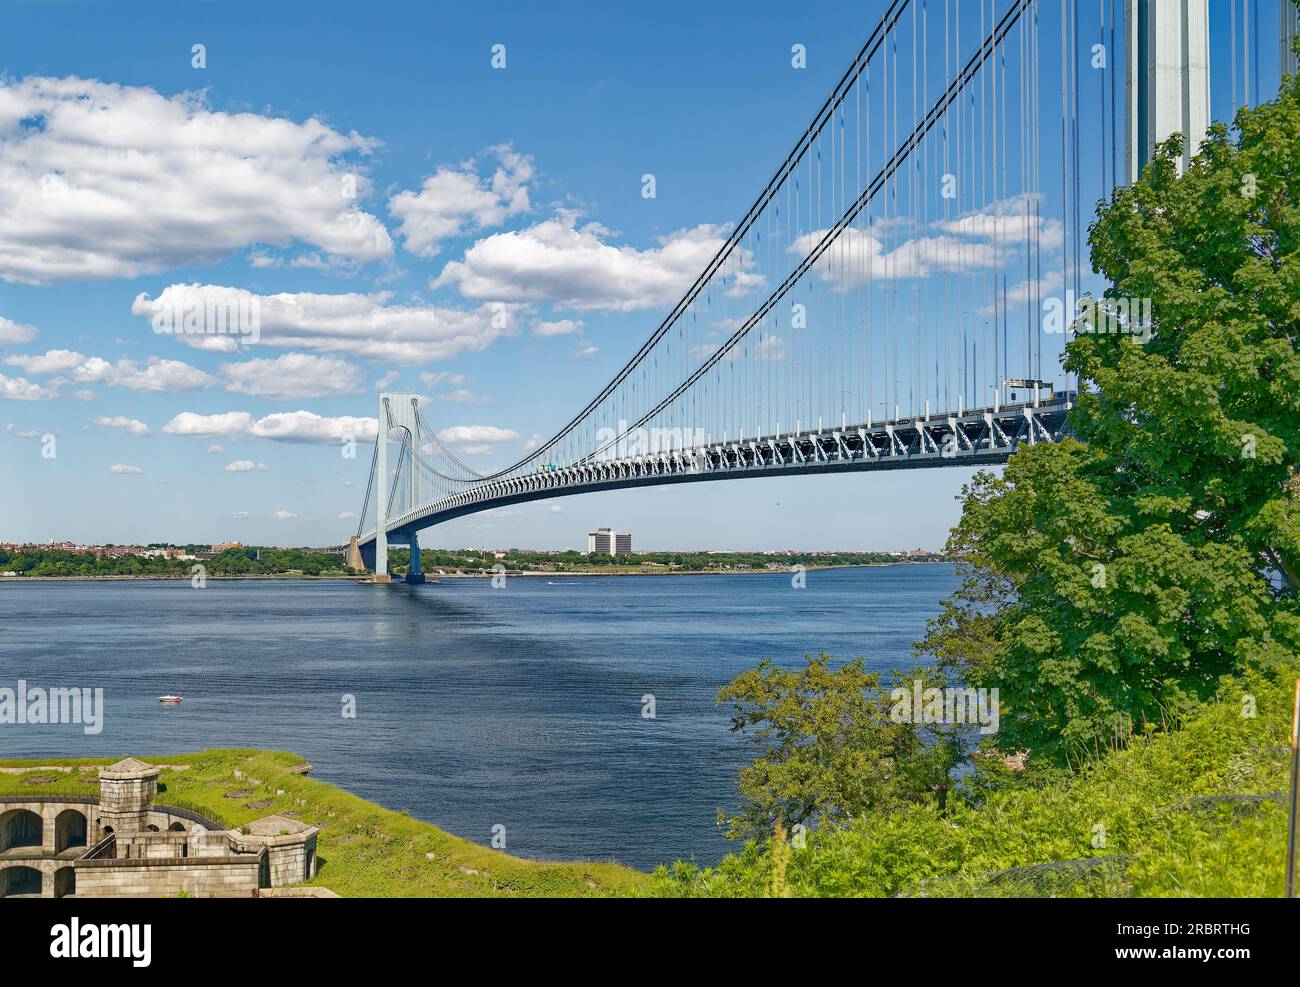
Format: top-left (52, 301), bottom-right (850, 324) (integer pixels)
top-left (716, 653), bottom-right (963, 840)
top-left (920, 63), bottom-right (1300, 765)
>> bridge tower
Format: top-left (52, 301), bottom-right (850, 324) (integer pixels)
top-left (1286, 1), bottom-right (1300, 81)
top-left (1125, 0), bottom-right (1210, 182)
top-left (374, 392), bottom-right (423, 583)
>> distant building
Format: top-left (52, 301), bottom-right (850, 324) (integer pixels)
top-left (587, 528), bottom-right (631, 556)
top-left (211, 541), bottom-right (243, 552)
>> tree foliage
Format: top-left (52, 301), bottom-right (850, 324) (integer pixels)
top-left (919, 66), bottom-right (1300, 764)
top-left (716, 653), bottom-right (963, 840)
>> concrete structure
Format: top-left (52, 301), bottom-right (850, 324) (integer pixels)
top-left (1125, 0), bottom-right (1210, 180)
top-left (1286, 0), bottom-right (1300, 80)
top-left (373, 392), bottom-right (423, 581)
top-left (0, 758), bottom-right (318, 898)
top-left (587, 528), bottom-right (631, 557)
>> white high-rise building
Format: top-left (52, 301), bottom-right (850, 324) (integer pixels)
top-left (587, 527), bottom-right (631, 556)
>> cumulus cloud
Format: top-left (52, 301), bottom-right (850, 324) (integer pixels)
top-left (5, 349), bottom-right (87, 375)
top-left (108, 463), bottom-right (142, 474)
top-left (0, 373), bottom-right (58, 400)
top-left (71, 355), bottom-right (216, 392)
top-left (436, 424), bottom-right (520, 444)
top-left (434, 423), bottom-right (520, 456)
top-left (433, 212), bottom-right (730, 312)
top-left (206, 444), bottom-right (225, 454)
top-left (219, 353), bottom-right (361, 400)
top-left (373, 370), bottom-right (399, 390)
top-left (92, 415), bottom-right (149, 437)
top-left (388, 144), bottom-right (533, 257)
top-left (0, 316), bottom-right (38, 345)
top-left (224, 459), bottom-right (267, 472)
top-left (131, 285), bottom-right (519, 364)
top-left (162, 409), bottom-right (378, 443)
top-left (436, 388), bottom-right (489, 404)
top-left (162, 411), bottom-right (254, 438)
top-left (0, 75), bottom-right (391, 284)
top-left (232, 511), bottom-right (249, 519)
top-left (534, 318), bottom-right (583, 337)
top-left (273, 510), bottom-right (298, 521)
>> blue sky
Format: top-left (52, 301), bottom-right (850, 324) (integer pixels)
top-left (0, 0), bottom-right (1287, 551)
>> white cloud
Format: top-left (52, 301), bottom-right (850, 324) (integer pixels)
top-left (162, 410), bottom-right (254, 438)
top-left (573, 343), bottom-right (598, 359)
top-left (936, 194), bottom-right (1065, 251)
top-left (206, 443), bottom-right (225, 454)
top-left (108, 463), bottom-right (142, 474)
top-left (232, 511), bottom-right (249, 519)
top-left (132, 285), bottom-right (519, 364)
top-left (373, 370), bottom-right (399, 390)
top-left (436, 388), bottom-right (489, 404)
top-left (389, 144), bottom-right (533, 257)
top-left (162, 409), bottom-right (377, 443)
top-left (250, 410), bottom-right (377, 443)
top-left (92, 415), bottom-right (149, 437)
top-left (433, 212), bottom-right (729, 312)
top-left (220, 353), bottom-right (361, 400)
top-left (5, 424), bottom-right (42, 439)
top-left (0, 75), bottom-right (391, 284)
top-left (273, 510), bottom-right (298, 521)
top-left (224, 459), bottom-right (267, 472)
top-left (337, 511), bottom-right (356, 519)
top-left (0, 373), bottom-right (57, 400)
top-left (4, 349), bottom-right (86, 375)
top-left (71, 355), bottom-right (216, 392)
top-left (436, 424), bottom-right (520, 444)
top-left (0, 317), bottom-right (38, 345)
top-left (420, 371), bottom-right (467, 388)
top-left (534, 318), bottom-right (583, 337)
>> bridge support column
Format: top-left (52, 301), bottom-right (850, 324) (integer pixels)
top-left (404, 535), bottom-right (425, 584)
top-left (375, 411), bottom-right (389, 581)
top-left (1125, 0), bottom-right (1209, 181)
top-left (1286, 1), bottom-right (1300, 81)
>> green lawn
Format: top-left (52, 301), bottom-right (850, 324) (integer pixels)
top-left (0, 749), bottom-right (647, 897)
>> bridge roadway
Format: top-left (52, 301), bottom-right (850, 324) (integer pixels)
top-left (357, 392), bottom-right (1073, 560)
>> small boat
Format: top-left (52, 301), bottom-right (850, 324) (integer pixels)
top-left (158, 695), bottom-right (183, 704)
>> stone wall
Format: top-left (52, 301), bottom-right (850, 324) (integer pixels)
top-left (74, 854), bottom-right (262, 898)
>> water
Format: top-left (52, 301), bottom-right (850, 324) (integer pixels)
top-left (0, 565), bottom-right (957, 870)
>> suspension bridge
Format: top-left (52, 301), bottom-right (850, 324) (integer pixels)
top-left (349, 0), bottom-right (1296, 581)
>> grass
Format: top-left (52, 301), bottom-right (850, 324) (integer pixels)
top-left (647, 670), bottom-right (1299, 897)
top-left (0, 749), bottom-right (648, 897)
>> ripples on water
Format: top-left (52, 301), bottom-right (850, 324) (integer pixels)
top-left (0, 565), bottom-right (957, 870)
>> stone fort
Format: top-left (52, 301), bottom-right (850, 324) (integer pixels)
top-left (0, 758), bottom-right (320, 898)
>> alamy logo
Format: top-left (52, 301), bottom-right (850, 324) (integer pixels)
top-left (889, 679), bottom-right (1000, 735)
top-left (1042, 290), bottom-right (1153, 343)
top-left (593, 418), bottom-right (707, 459)
top-left (0, 680), bottom-right (104, 735)
top-left (50, 919), bottom-right (152, 967)
top-left (149, 290), bottom-right (260, 345)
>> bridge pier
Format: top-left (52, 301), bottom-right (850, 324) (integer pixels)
top-left (404, 535), bottom-right (425, 585)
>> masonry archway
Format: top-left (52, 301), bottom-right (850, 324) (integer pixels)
top-left (0, 809), bottom-right (42, 851)
top-left (0, 865), bottom-right (42, 897)
top-left (53, 866), bottom-right (75, 898)
top-left (54, 809), bottom-right (87, 853)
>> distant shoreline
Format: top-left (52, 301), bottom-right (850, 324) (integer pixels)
top-left (0, 561), bottom-right (951, 583)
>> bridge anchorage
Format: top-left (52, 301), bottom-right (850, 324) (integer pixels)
top-left (353, 0), bottom-right (1237, 580)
